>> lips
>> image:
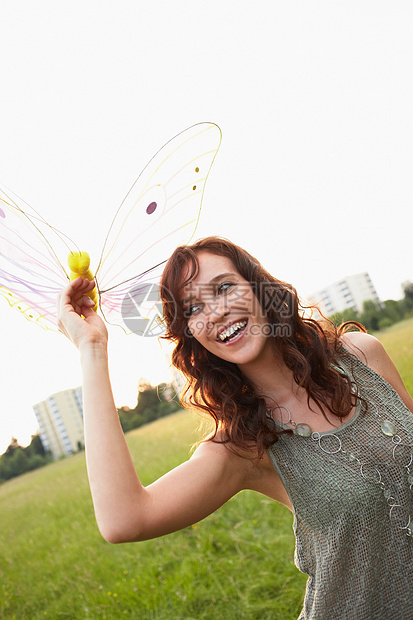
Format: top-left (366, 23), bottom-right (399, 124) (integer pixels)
top-left (217, 319), bottom-right (248, 342)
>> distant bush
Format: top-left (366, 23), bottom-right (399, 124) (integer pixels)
top-left (118, 381), bottom-right (181, 434)
top-left (378, 317), bottom-right (393, 331)
top-left (0, 435), bottom-right (52, 484)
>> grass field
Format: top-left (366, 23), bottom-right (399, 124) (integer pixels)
top-left (372, 316), bottom-right (413, 395)
top-left (1, 318), bottom-right (413, 619)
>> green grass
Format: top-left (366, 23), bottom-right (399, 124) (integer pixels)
top-left (1, 317), bottom-right (413, 619)
top-left (0, 411), bottom-right (305, 619)
top-left (373, 316), bottom-right (413, 395)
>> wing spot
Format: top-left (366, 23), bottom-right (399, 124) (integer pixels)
top-left (192, 185), bottom-right (196, 191)
top-left (146, 202), bottom-right (157, 215)
top-left (195, 167), bottom-right (199, 173)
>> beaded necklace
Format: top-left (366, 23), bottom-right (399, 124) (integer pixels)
top-left (266, 379), bottom-right (413, 538)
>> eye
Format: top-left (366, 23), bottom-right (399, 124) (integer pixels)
top-left (184, 303), bottom-right (202, 318)
top-left (217, 281), bottom-right (235, 295)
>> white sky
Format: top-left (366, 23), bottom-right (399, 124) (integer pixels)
top-left (0, 1), bottom-right (412, 453)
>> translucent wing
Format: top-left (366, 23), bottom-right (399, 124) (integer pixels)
top-left (96, 122), bottom-right (221, 334)
top-left (0, 123), bottom-right (221, 335)
top-left (0, 186), bottom-right (70, 330)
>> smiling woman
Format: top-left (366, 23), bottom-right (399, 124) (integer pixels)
top-left (57, 236), bottom-right (413, 620)
top-left (160, 237), bottom-right (367, 455)
top-left (181, 252), bottom-right (272, 364)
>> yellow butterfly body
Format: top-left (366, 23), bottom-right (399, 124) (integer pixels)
top-left (67, 251), bottom-right (98, 311)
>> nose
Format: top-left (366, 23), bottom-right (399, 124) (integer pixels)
top-left (188, 295), bottom-right (230, 340)
top-left (204, 295), bottom-right (230, 324)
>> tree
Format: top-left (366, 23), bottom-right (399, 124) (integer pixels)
top-left (27, 454), bottom-right (49, 471)
top-left (402, 281), bottom-right (413, 301)
top-left (8, 448), bottom-right (29, 477)
top-left (382, 299), bottom-right (402, 324)
top-left (25, 434), bottom-right (46, 458)
top-left (359, 300), bottom-right (382, 332)
top-left (0, 458), bottom-right (13, 481)
top-left (0, 434), bottom-right (52, 484)
top-left (402, 281), bottom-right (413, 313)
top-left (117, 381), bottom-right (180, 434)
top-left (3, 437), bottom-right (20, 459)
top-left (329, 307), bottom-right (360, 327)
top-left (135, 380), bottom-right (161, 414)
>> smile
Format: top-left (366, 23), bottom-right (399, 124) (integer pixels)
top-left (217, 319), bottom-right (248, 343)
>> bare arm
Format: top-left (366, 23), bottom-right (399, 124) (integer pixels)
top-left (341, 331), bottom-right (413, 413)
top-left (57, 278), bottom-right (250, 543)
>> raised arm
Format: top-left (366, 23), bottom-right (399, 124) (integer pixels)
top-left (57, 278), bottom-right (250, 543)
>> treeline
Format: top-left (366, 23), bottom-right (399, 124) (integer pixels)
top-left (0, 380), bottom-right (181, 484)
top-left (329, 281), bottom-right (413, 332)
top-left (0, 435), bottom-right (51, 484)
top-left (117, 380), bottom-right (182, 433)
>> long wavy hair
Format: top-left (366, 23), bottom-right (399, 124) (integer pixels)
top-left (160, 236), bottom-right (366, 456)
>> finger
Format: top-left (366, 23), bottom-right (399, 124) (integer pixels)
top-left (61, 278), bottom-right (94, 306)
top-left (72, 279), bottom-right (96, 303)
top-left (68, 276), bottom-right (94, 292)
top-left (80, 294), bottom-right (96, 308)
top-left (81, 303), bottom-right (96, 319)
top-left (74, 277), bottom-right (95, 291)
top-left (58, 282), bottom-right (84, 319)
top-left (75, 283), bottom-right (97, 311)
top-left (57, 278), bottom-right (97, 325)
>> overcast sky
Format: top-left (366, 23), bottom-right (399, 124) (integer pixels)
top-left (1, 1), bottom-right (413, 453)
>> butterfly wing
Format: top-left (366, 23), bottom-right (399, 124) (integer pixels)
top-left (96, 122), bottom-right (221, 334)
top-left (0, 186), bottom-right (70, 330)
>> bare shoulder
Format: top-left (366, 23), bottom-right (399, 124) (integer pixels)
top-left (190, 434), bottom-right (258, 483)
top-left (341, 331), bottom-right (413, 412)
top-left (340, 331), bottom-right (384, 366)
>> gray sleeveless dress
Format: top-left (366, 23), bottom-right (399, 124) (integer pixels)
top-left (267, 354), bottom-right (413, 619)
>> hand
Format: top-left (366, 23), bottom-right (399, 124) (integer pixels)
top-left (57, 277), bottom-right (108, 350)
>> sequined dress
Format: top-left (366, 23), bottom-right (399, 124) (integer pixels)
top-left (266, 353), bottom-right (413, 619)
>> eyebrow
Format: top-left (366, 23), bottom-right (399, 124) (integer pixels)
top-left (181, 272), bottom-right (237, 305)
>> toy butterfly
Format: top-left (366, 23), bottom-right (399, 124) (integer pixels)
top-left (0, 123), bottom-right (221, 335)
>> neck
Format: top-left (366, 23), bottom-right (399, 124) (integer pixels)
top-left (237, 346), bottom-right (300, 405)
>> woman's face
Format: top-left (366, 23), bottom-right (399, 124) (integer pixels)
top-left (180, 251), bottom-right (273, 368)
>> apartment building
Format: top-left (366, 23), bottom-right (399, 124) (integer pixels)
top-left (308, 272), bottom-right (381, 316)
top-left (33, 387), bottom-right (83, 460)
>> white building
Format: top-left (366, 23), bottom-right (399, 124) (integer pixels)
top-left (33, 387), bottom-right (84, 460)
top-left (308, 272), bottom-right (381, 316)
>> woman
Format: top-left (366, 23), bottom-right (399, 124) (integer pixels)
top-left (57, 236), bottom-right (413, 619)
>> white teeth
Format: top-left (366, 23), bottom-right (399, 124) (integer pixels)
top-left (219, 320), bottom-right (247, 341)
